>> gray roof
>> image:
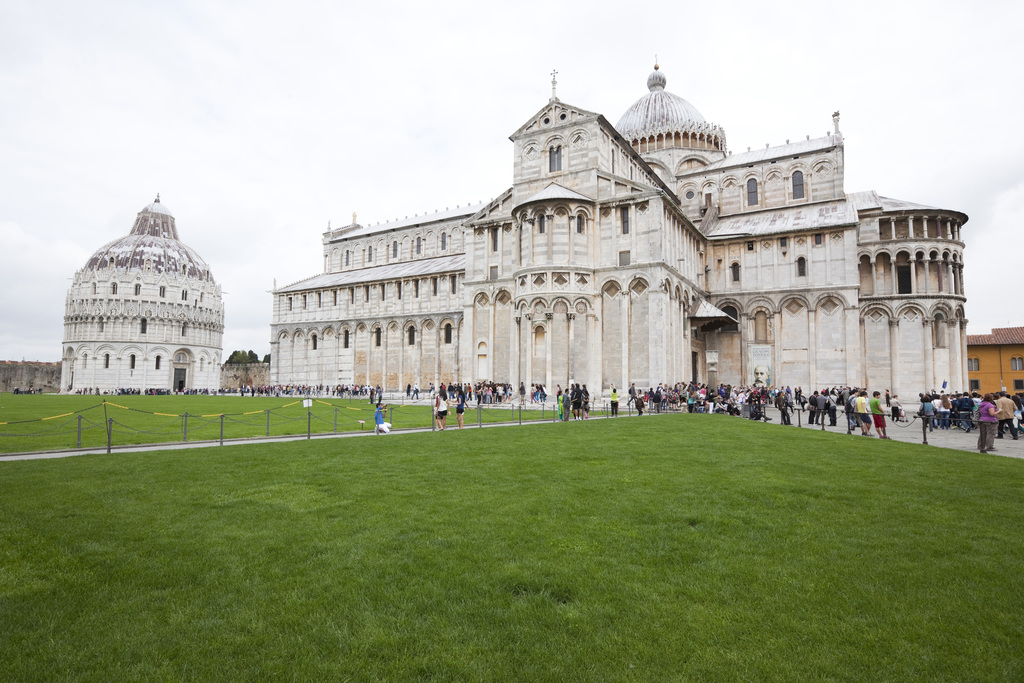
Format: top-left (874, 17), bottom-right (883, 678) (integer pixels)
top-left (846, 190), bottom-right (961, 216)
top-left (519, 182), bottom-right (593, 206)
top-left (697, 135), bottom-right (838, 174)
top-left (329, 203), bottom-right (488, 240)
top-left (277, 254), bottom-right (465, 293)
top-left (701, 199), bottom-right (859, 239)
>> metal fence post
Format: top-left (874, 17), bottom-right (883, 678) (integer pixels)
top-left (220, 415), bottom-right (225, 445)
top-left (307, 410), bottom-right (311, 440)
top-left (922, 416), bottom-right (929, 445)
top-left (266, 410), bottom-right (271, 437)
top-left (106, 418), bottom-right (113, 454)
top-left (478, 406), bottom-right (483, 428)
top-left (183, 412), bottom-right (189, 442)
top-left (77, 414), bottom-right (82, 448)
top-left (519, 406), bottom-right (522, 425)
top-left (334, 408), bottom-right (338, 433)
top-left (796, 408), bottom-right (801, 428)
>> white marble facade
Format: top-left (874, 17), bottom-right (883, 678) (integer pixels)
top-left (271, 67), bottom-right (968, 396)
top-left (61, 198), bottom-right (224, 392)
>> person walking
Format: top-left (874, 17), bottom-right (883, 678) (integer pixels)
top-left (455, 386), bottom-right (467, 429)
top-left (775, 390), bottom-right (791, 425)
top-left (434, 385), bottom-right (448, 430)
top-left (978, 393), bottom-right (999, 453)
top-left (995, 391), bottom-right (1018, 440)
top-left (870, 391), bottom-right (889, 439)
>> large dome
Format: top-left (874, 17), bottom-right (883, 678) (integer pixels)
top-left (83, 196), bottom-right (214, 281)
top-left (616, 66), bottom-right (722, 147)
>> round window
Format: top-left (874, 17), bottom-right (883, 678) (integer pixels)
top-left (559, 113), bottom-right (566, 121)
top-left (543, 117), bottom-right (550, 125)
top-left (685, 191), bottom-right (695, 200)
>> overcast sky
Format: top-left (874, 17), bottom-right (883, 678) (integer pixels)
top-left (2, 0), bottom-right (1021, 362)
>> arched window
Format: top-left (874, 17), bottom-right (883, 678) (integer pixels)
top-left (746, 179), bottom-right (758, 206)
top-left (98, 319), bottom-right (105, 333)
top-left (792, 170), bottom-right (804, 200)
top-left (129, 354), bottom-right (136, 370)
top-left (367, 245), bottom-right (373, 262)
top-left (933, 312), bottom-right (947, 347)
top-left (155, 355), bottom-right (161, 370)
top-left (576, 215), bottom-right (584, 234)
top-left (312, 334), bottom-right (318, 350)
top-left (731, 262), bottom-right (741, 282)
top-left (159, 286), bottom-right (166, 297)
top-left (134, 283), bottom-right (141, 295)
top-left (392, 241), bottom-right (398, 259)
top-left (140, 318), bottom-right (147, 334)
top-left (343, 329), bottom-right (350, 348)
top-left (345, 250), bottom-right (350, 266)
top-left (416, 237), bottom-right (422, 255)
top-left (444, 323), bottom-right (453, 344)
top-left (1012, 357), bottom-right (1024, 372)
top-left (408, 327), bottom-right (416, 345)
top-left (549, 145), bottom-right (562, 172)
top-left (181, 289), bottom-right (188, 301)
top-left (374, 328), bottom-right (382, 347)
top-left (441, 233), bottom-right (447, 251)
top-left (755, 311), bottom-right (768, 342)
top-left (538, 215), bottom-right (546, 234)
top-left (104, 353), bottom-right (110, 369)
top-left (181, 323), bottom-right (187, 336)
top-left (968, 358), bottom-right (980, 372)
top-left (721, 305), bottom-right (739, 333)
top-left (111, 283), bottom-right (118, 294)
top-left (797, 256), bottom-right (807, 277)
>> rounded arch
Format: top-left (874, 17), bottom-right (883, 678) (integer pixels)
top-left (861, 302), bottom-right (896, 320)
top-left (780, 294), bottom-right (811, 312)
top-left (629, 276), bottom-right (650, 295)
top-left (896, 303), bottom-right (926, 319)
top-left (474, 292), bottom-right (490, 306)
top-left (745, 296), bottom-right (776, 315)
top-left (811, 292), bottom-right (851, 309)
top-left (601, 279), bottom-right (623, 297)
top-left (530, 298), bottom-right (549, 312)
top-left (552, 299), bottom-right (569, 314)
top-left (929, 302), bottom-right (953, 319)
top-left (278, 330), bottom-right (291, 342)
top-left (494, 288), bottom-right (513, 305)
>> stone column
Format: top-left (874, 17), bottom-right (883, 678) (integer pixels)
top-left (888, 318), bottom-right (900, 396)
top-left (922, 318), bottom-right (935, 390)
top-left (922, 261), bottom-right (931, 294)
top-left (807, 307), bottom-right (817, 389)
top-left (889, 257), bottom-right (897, 295)
top-left (512, 313), bottom-right (521, 389)
top-left (871, 257), bottom-right (881, 295)
top-left (910, 258), bottom-right (918, 293)
top-left (545, 313), bottom-right (553, 391)
top-left (567, 312), bottom-right (575, 384)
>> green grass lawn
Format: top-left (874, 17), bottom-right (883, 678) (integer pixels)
top-left (0, 394), bottom-right (552, 454)
top-left (2, 415), bottom-right (1022, 680)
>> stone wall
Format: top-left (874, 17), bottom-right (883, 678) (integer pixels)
top-left (0, 361), bottom-right (61, 393)
top-left (220, 362), bottom-right (270, 389)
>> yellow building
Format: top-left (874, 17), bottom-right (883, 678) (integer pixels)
top-left (965, 327), bottom-right (1024, 394)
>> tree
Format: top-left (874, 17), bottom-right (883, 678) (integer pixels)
top-left (225, 350), bottom-right (250, 364)
top-left (262, 354), bottom-right (271, 364)
top-left (247, 350), bottom-right (259, 364)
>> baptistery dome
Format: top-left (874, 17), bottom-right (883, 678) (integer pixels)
top-left (616, 65), bottom-right (726, 155)
top-left (61, 197), bottom-right (224, 394)
top-left (84, 197), bottom-right (213, 280)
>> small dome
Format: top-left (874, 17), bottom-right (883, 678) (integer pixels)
top-left (615, 66), bottom-right (712, 142)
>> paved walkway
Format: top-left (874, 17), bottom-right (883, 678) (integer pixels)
top-left (754, 406), bottom-right (1024, 459)
top-left (3, 401), bottom-right (1021, 462)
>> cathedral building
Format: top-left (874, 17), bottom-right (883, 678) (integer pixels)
top-left (270, 67), bottom-right (968, 397)
top-left (61, 197), bottom-right (224, 392)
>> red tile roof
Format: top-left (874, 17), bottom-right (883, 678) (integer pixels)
top-left (967, 327), bottom-right (1024, 346)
